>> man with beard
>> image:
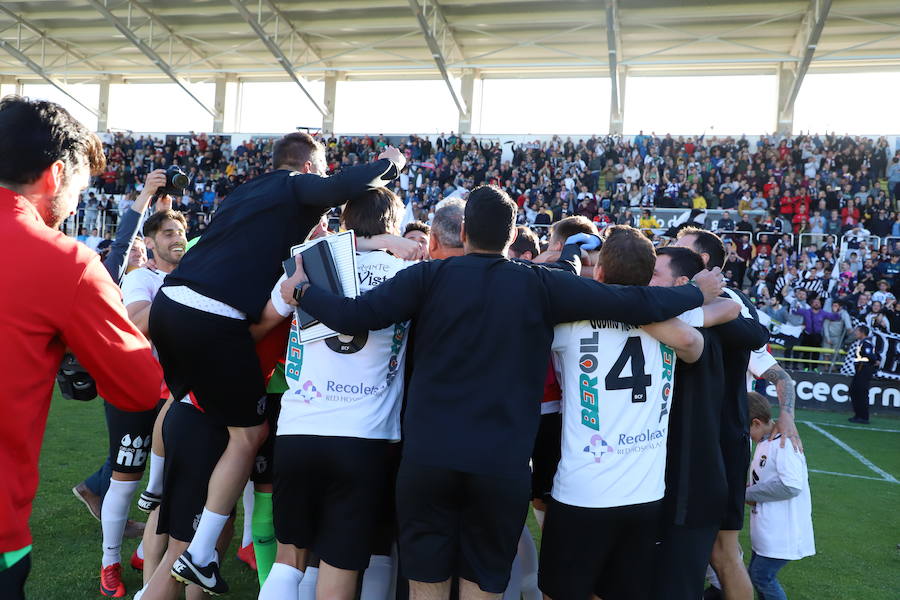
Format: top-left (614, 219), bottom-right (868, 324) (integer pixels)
top-left (672, 228), bottom-right (774, 600)
top-left (0, 97), bottom-right (161, 599)
top-left (96, 210), bottom-right (188, 598)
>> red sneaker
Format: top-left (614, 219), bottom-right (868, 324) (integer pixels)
top-left (100, 563), bottom-right (126, 597)
top-left (237, 543), bottom-right (257, 571)
top-left (130, 547), bottom-right (143, 571)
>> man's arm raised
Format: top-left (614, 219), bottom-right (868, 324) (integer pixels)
top-left (544, 266), bottom-right (724, 326)
top-left (290, 146), bottom-right (406, 208)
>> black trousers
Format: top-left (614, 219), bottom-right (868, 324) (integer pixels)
top-left (850, 367), bottom-right (873, 421)
top-left (800, 332), bottom-right (823, 370)
top-left (0, 553), bottom-right (31, 600)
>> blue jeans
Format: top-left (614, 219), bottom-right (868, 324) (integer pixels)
top-left (749, 551), bottom-right (789, 600)
top-left (84, 458), bottom-right (113, 500)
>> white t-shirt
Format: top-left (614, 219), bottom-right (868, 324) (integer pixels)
top-left (272, 250), bottom-right (413, 441)
top-left (121, 267), bottom-right (166, 307)
top-left (551, 319), bottom-right (677, 508)
top-left (748, 437), bottom-right (815, 560)
top-left (747, 346), bottom-right (778, 391)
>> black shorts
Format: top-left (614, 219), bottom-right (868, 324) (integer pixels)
top-left (720, 432), bottom-right (750, 531)
top-left (250, 393), bottom-right (282, 486)
top-left (651, 522), bottom-right (720, 600)
top-left (539, 498), bottom-right (661, 600)
top-left (272, 435), bottom-right (395, 571)
top-left (157, 401), bottom-right (230, 543)
top-left (105, 399), bottom-right (164, 474)
top-left (396, 461), bottom-right (530, 594)
top-left (531, 412), bottom-right (562, 501)
top-left (149, 291), bottom-right (267, 428)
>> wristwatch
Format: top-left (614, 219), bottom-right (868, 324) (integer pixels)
top-left (292, 280), bottom-right (311, 303)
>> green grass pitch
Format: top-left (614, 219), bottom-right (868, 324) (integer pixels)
top-left (24, 391), bottom-right (900, 599)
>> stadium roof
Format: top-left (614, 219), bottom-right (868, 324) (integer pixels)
top-left (1, 0), bottom-right (898, 131)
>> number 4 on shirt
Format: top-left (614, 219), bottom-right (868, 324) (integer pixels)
top-left (605, 337), bottom-right (651, 403)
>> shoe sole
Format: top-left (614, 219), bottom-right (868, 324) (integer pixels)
top-left (170, 571), bottom-right (222, 596)
top-left (72, 486), bottom-right (101, 521)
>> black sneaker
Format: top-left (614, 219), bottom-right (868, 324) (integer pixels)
top-left (137, 490), bottom-right (161, 513)
top-left (171, 550), bottom-right (228, 595)
top-left (848, 417), bottom-right (870, 424)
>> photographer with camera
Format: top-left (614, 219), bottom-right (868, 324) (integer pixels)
top-left (72, 167), bottom-right (189, 521)
top-left (0, 97), bottom-right (162, 599)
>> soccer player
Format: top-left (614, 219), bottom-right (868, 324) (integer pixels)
top-left (258, 187), bottom-right (412, 600)
top-left (668, 228), bottom-right (770, 600)
top-left (540, 227), bottom-right (737, 600)
top-left (403, 220), bottom-right (431, 259)
top-left (149, 133), bottom-right (405, 594)
top-left (0, 97), bottom-right (161, 599)
top-left (649, 246), bottom-right (730, 600)
top-left (97, 209), bottom-right (188, 597)
top-left (281, 185), bottom-right (724, 600)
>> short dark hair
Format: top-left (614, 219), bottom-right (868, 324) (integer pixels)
top-left (341, 188), bottom-right (403, 237)
top-left (463, 185), bottom-right (517, 252)
top-left (272, 132), bottom-right (321, 170)
top-left (598, 225), bottom-right (656, 286)
top-left (857, 324), bottom-right (870, 335)
top-left (143, 209), bottom-right (187, 238)
top-left (550, 215), bottom-right (597, 246)
top-left (747, 391), bottom-right (771, 424)
top-left (656, 246), bottom-right (705, 280)
top-left (404, 220), bottom-right (430, 236)
top-left (677, 226), bottom-right (727, 269)
top-left (509, 225), bottom-right (540, 259)
top-left (0, 96), bottom-right (105, 185)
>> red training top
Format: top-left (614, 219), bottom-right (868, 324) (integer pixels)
top-left (0, 187), bottom-right (162, 553)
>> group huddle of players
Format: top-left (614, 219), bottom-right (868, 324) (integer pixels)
top-left (88, 131), bottom-right (800, 600)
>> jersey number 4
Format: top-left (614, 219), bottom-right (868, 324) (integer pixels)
top-left (605, 337), bottom-right (651, 403)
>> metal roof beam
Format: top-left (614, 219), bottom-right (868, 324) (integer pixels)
top-left (606, 0), bottom-right (624, 134)
top-left (408, 0), bottom-right (467, 114)
top-left (228, 0), bottom-right (327, 116)
top-left (781, 0), bottom-right (832, 119)
top-left (259, 0), bottom-right (324, 64)
top-left (127, 0), bottom-right (220, 70)
top-left (0, 39), bottom-right (99, 117)
top-left (85, 0), bottom-right (217, 118)
top-left (0, 4), bottom-right (103, 72)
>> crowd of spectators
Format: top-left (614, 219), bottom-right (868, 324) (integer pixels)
top-left (71, 129), bottom-right (900, 363)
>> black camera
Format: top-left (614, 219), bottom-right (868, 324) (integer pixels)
top-left (56, 353), bottom-right (97, 401)
top-left (155, 165), bottom-right (190, 199)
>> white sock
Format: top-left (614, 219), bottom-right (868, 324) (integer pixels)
top-left (297, 566), bottom-right (318, 600)
top-left (532, 507), bottom-right (545, 529)
top-left (145, 452), bottom-right (165, 496)
top-left (186, 508), bottom-right (230, 566)
top-left (361, 555), bottom-right (393, 600)
top-left (241, 481), bottom-right (254, 547)
top-left (502, 552), bottom-right (522, 600)
top-left (136, 541), bottom-right (144, 560)
top-left (101, 479), bottom-right (140, 567)
top-left (518, 526), bottom-right (541, 600)
top-left (259, 563), bottom-right (303, 600)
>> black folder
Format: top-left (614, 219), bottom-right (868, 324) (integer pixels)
top-left (283, 241), bottom-right (342, 329)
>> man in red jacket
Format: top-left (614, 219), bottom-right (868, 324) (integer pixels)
top-left (0, 97), bottom-right (162, 599)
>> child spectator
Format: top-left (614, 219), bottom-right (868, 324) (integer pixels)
top-left (746, 392), bottom-right (815, 600)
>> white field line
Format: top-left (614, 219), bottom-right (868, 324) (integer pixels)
top-left (808, 468), bottom-right (899, 484)
top-left (801, 420), bottom-right (900, 434)
top-left (802, 421), bottom-right (899, 484)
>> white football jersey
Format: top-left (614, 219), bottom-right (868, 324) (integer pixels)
top-left (747, 346), bottom-right (778, 391)
top-left (272, 250), bottom-right (413, 441)
top-left (748, 437), bottom-right (815, 560)
top-left (551, 319), bottom-right (676, 508)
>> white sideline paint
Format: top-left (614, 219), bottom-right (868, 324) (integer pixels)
top-left (802, 421), bottom-right (899, 484)
top-left (802, 420), bottom-right (900, 434)
top-left (808, 469), bottom-right (899, 484)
